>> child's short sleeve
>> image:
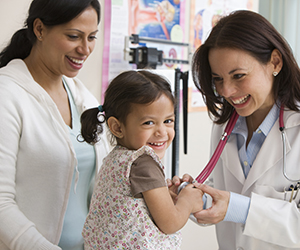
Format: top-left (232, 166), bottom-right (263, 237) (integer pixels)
top-left (130, 154), bottom-right (166, 198)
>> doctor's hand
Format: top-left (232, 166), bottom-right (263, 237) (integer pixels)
top-left (193, 184), bottom-right (230, 224)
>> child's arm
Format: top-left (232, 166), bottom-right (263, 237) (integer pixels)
top-left (143, 184), bottom-right (203, 234)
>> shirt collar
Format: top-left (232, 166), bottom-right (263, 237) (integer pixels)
top-left (232, 103), bottom-right (280, 136)
top-left (259, 104), bottom-right (280, 136)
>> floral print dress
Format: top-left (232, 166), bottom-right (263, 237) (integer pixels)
top-left (82, 145), bottom-right (182, 249)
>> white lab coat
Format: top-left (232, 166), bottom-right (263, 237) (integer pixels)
top-left (209, 108), bottom-right (300, 250)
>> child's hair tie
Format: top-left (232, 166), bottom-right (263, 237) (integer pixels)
top-left (98, 105), bottom-right (104, 112)
top-left (97, 105), bottom-right (105, 123)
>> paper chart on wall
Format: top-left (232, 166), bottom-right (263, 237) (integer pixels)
top-left (102, 0), bottom-right (132, 101)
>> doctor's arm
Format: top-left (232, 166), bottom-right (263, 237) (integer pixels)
top-left (195, 184), bottom-right (300, 248)
top-left (193, 184), bottom-right (250, 224)
top-left (168, 174), bottom-right (251, 224)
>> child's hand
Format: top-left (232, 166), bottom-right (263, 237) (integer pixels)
top-left (167, 174), bottom-right (194, 204)
top-left (167, 173), bottom-right (194, 189)
top-left (170, 173), bottom-right (194, 186)
top-left (178, 183), bottom-right (204, 214)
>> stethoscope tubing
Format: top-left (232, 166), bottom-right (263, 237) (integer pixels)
top-left (194, 104), bottom-right (300, 184)
top-left (279, 105), bottom-right (300, 183)
top-left (281, 128), bottom-right (300, 182)
top-left (195, 110), bottom-right (239, 183)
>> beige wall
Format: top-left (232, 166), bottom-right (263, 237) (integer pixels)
top-left (0, 1), bottom-right (217, 249)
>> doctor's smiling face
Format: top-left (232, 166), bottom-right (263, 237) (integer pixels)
top-left (209, 47), bottom-right (282, 120)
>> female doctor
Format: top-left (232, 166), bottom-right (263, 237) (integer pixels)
top-left (179, 10), bottom-right (300, 249)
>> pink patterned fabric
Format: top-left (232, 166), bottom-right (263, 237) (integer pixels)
top-left (83, 145), bottom-right (182, 249)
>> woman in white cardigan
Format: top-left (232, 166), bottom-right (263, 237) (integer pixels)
top-left (0, 0), bottom-right (110, 249)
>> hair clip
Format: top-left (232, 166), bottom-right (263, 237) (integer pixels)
top-left (97, 113), bottom-right (105, 123)
top-left (98, 105), bottom-right (103, 112)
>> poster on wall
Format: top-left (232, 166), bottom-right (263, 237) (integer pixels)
top-left (188, 0), bottom-right (257, 112)
top-left (190, 0), bottom-right (256, 52)
top-left (128, 0), bottom-right (184, 41)
top-left (128, 0), bottom-right (188, 70)
top-left (102, 0), bottom-right (258, 109)
top-left (102, 0), bottom-right (187, 100)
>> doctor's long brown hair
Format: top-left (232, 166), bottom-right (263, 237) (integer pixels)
top-left (192, 10), bottom-right (300, 124)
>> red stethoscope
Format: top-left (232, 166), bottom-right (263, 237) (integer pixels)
top-left (192, 105), bottom-right (295, 184)
top-left (178, 105), bottom-right (300, 224)
top-left (195, 110), bottom-right (239, 183)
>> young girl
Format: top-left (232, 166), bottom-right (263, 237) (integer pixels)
top-left (80, 70), bottom-right (203, 249)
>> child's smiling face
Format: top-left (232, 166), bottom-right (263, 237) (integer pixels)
top-left (118, 93), bottom-right (175, 159)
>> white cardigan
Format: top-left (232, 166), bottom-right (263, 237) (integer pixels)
top-left (209, 108), bottom-right (300, 249)
top-left (0, 59), bottom-right (110, 250)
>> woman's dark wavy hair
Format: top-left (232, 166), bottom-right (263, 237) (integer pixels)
top-left (192, 10), bottom-right (300, 124)
top-left (80, 70), bottom-right (175, 144)
top-left (0, 0), bottom-right (100, 68)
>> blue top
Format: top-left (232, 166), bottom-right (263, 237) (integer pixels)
top-left (58, 82), bottom-right (96, 250)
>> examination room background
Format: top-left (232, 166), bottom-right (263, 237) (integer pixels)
top-left (1, 0), bottom-right (298, 249)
